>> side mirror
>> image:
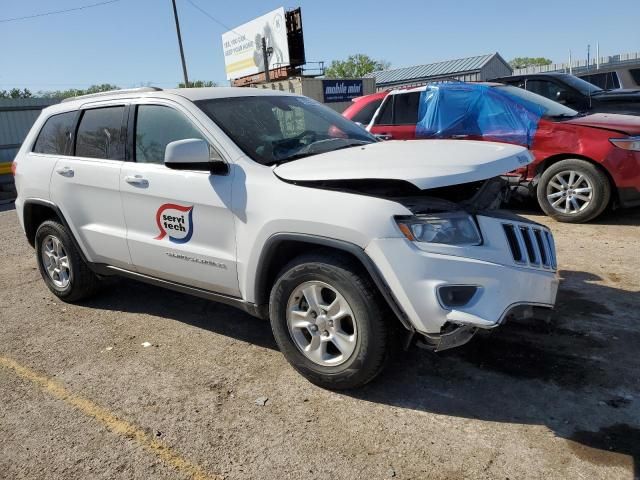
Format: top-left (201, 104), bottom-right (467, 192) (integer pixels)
top-left (164, 138), bottom-right (228, 175)
top-left (556, 91), bottom-right (569, 104)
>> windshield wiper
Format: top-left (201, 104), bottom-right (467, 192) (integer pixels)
top-left (265, 139), bottom-right (372, 166)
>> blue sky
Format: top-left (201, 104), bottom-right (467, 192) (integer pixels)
top-left (1, 0), bottom-right (639, 91)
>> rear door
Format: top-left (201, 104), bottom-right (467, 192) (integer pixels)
top-left (369, 92), bottom-right (419, 139)
top-left (119, 100), bottom-right (239, 296)
top-left (49, 104), bottom-right (131, 267)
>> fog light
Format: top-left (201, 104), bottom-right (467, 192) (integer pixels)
top-left (437, 285), bottom-right (478, 308)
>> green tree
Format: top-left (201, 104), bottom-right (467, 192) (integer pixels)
top-left (509, 57), bottom-right (553, 70)
top-left (0, 88), bottom-right (32, 99)
top-left (37, 83), bottom-right (120, 99)
top-left (324, 54), bottom-right (390, 79)
top-left (178, 80), bottom-right (218, 88)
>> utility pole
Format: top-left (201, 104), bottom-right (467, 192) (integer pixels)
top-left (261, 37), bottom-right (271, 82)
top-left (171, 0), bottom-right (189, 87)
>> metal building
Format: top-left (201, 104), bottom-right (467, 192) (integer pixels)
top-left (366, 53), bottom-right (512, 91)
top-left (512, 51), bottom-right (640, 89)
top-left (0, 98), bottom-right (60, 199)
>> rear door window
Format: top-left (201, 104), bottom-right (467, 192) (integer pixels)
top-left (75, 106), bottom-right (126, 160)
top-left (581, 72), bottom-right (620, 90)
top-left (33, 111), bottom-right (77, 155)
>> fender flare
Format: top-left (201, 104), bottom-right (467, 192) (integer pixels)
top-left (253, 233), bottom-right (413, 331)
top-left (22, 198), bottom-right (91, 265)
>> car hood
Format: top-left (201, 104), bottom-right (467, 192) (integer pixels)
top-left (562, 113), bottom-right (640, 135)
top-left (273, 140), bottom-right (532, 190)
top-left (593, 88), bottom-right (640, 98)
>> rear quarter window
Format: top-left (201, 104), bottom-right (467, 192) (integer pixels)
top-left (33, 111), bottom-right (77, 155)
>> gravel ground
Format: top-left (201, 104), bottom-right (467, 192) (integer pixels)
top-left (0, 202), bottom-right (638, 480)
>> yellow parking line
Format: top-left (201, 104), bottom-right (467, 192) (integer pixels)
top-left (0, 162), bottom-right (12, 175)
top-left (0, 355), bottom-right (221, 480)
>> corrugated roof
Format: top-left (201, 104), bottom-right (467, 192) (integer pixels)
top-left (0, 98), bottom-right (61, 147)
top-left (366, 53), bottom-right (500, 86)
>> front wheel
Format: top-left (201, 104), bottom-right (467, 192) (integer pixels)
top-left (269, 253), bottom-right (390, 390)
top-left (537, 159), bottom-right (611, 223)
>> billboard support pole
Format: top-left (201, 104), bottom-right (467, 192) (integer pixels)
top-left (171, 0), bottom-right (190, 87)
top-left (262, 37), bottom-right (271, 82)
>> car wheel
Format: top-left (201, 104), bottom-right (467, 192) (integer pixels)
top-left (35, 220), bottom-right (101, 302)
top-left (269, 252), bottom-right (390, 390)
top-left (537, 159), bottom-right (611, 223)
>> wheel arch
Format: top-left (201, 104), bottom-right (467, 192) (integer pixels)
top-left (22, 199), bottom-right (91, 262)
top-left (253, 233), bottom-right (413, 332)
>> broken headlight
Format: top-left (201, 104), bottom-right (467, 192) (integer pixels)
top-left (396, 212), bottom-right (482, 246)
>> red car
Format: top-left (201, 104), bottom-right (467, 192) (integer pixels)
top-left (343, 85), bottom-right (640, 223)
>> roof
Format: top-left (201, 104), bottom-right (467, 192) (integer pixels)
top-left (60, 86), bottom-right (296, 106)
top-left (366, 53), bottom-right (510, 86)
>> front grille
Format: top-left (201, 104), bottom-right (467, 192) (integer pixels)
top-left (502, 223), bottom-right (557, 270)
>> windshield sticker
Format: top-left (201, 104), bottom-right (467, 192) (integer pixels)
top-left (154, 204), bottom-right (194, 244)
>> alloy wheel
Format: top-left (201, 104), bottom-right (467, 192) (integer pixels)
top-left (41, 234), bottom-right (71, 288)
top-left (546, 170), bottom-right (594, 215)
top-left (286, 281), bottom-right (357, 366)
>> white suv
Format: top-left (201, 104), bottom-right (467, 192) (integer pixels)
top-left (14, 87), bottom-right (559, 389)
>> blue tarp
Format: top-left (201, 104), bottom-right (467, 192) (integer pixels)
top-left (415, 83), bottom-right (545, 147)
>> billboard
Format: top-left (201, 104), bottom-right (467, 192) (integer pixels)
top-left (222, 8), bottom-right (290, 80)
top-left (322, 80), bottom-right (364, 103)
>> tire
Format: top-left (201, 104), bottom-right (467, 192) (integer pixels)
top-left (537, 159), bottom-right (611, 223)
top-left (269, 252), bottom-right (390, 390)
top-left (35, 220), bottom-right (101, 302)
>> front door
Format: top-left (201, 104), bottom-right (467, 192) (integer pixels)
top-left (369, 92), bottom-right (419, 140)
top-left (120, 101), bottom-right (239, 296)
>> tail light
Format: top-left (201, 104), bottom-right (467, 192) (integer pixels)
top-left (11, 161), bottom-right (17, 175)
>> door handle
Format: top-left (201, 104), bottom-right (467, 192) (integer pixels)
top-left (55, 166), bottom-right (74, 178)
top-left (124, 175), bottom-right (149, 187)
top-left (375, 133), bottom-right (393, 141)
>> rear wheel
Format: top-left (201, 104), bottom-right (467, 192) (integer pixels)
top-left (269, 252), bottom-right (390, 389)
top-left (35, 220), bottom-right (101, 301)
top-left (537, 159), bottom-right (611, 223)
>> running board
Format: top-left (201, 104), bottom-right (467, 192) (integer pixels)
top-left (100, 265), bottom-right (266, 319)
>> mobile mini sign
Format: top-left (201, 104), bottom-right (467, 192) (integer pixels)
top-left (222, 7), bottom-right (290, 80)
top-left (322, 80), bottom-right (364, 103)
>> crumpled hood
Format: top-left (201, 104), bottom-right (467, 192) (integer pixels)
top-left (563, 113), bottom-right (640, 135)
top-left (273, 139), bottom-right (532, 190)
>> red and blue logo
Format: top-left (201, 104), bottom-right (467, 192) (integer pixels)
top-left (154, 204), bottom-right (194, 244)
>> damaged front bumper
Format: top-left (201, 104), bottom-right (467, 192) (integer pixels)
top-left (365, 216), bottom-right (559, 350)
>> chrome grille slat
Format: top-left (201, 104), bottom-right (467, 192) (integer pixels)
top-left (502, 222), bottom-right (557, 271)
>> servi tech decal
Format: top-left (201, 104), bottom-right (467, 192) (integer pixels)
top-left (154, 204), bottom-right (194, 244)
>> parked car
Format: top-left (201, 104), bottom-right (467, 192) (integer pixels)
top-left (491, 73), bottom-right (640, 116)
top-left (14, 87), bottom-right (558, 389)
top-left (344, 84), bottom-right (640, 223)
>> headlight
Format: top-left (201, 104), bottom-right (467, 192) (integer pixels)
top-left (395, 211), bottom-right (482, 246)
top-left (610, 136), bottom-right (640, 151)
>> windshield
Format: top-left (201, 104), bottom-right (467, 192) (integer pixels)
top-left (195, 95), bottom-right (376, 165)
top-left (495, 85), bottom-right (580, 118)
top-left (559, 74), bottom-right (604, 94)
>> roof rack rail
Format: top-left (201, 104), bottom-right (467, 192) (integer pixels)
top-left (61, 86), bottom-right (163, 103)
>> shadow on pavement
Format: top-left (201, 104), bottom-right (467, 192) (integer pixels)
top-left (81, 266), bottom-right (640, 476)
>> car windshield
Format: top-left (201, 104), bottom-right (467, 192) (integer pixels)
top-left (559, 75), bottom-right (604, 94)
top-left (195, 95), bottom-right (376, 165)
top-left (494, 85), bottom-right (580, 118)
